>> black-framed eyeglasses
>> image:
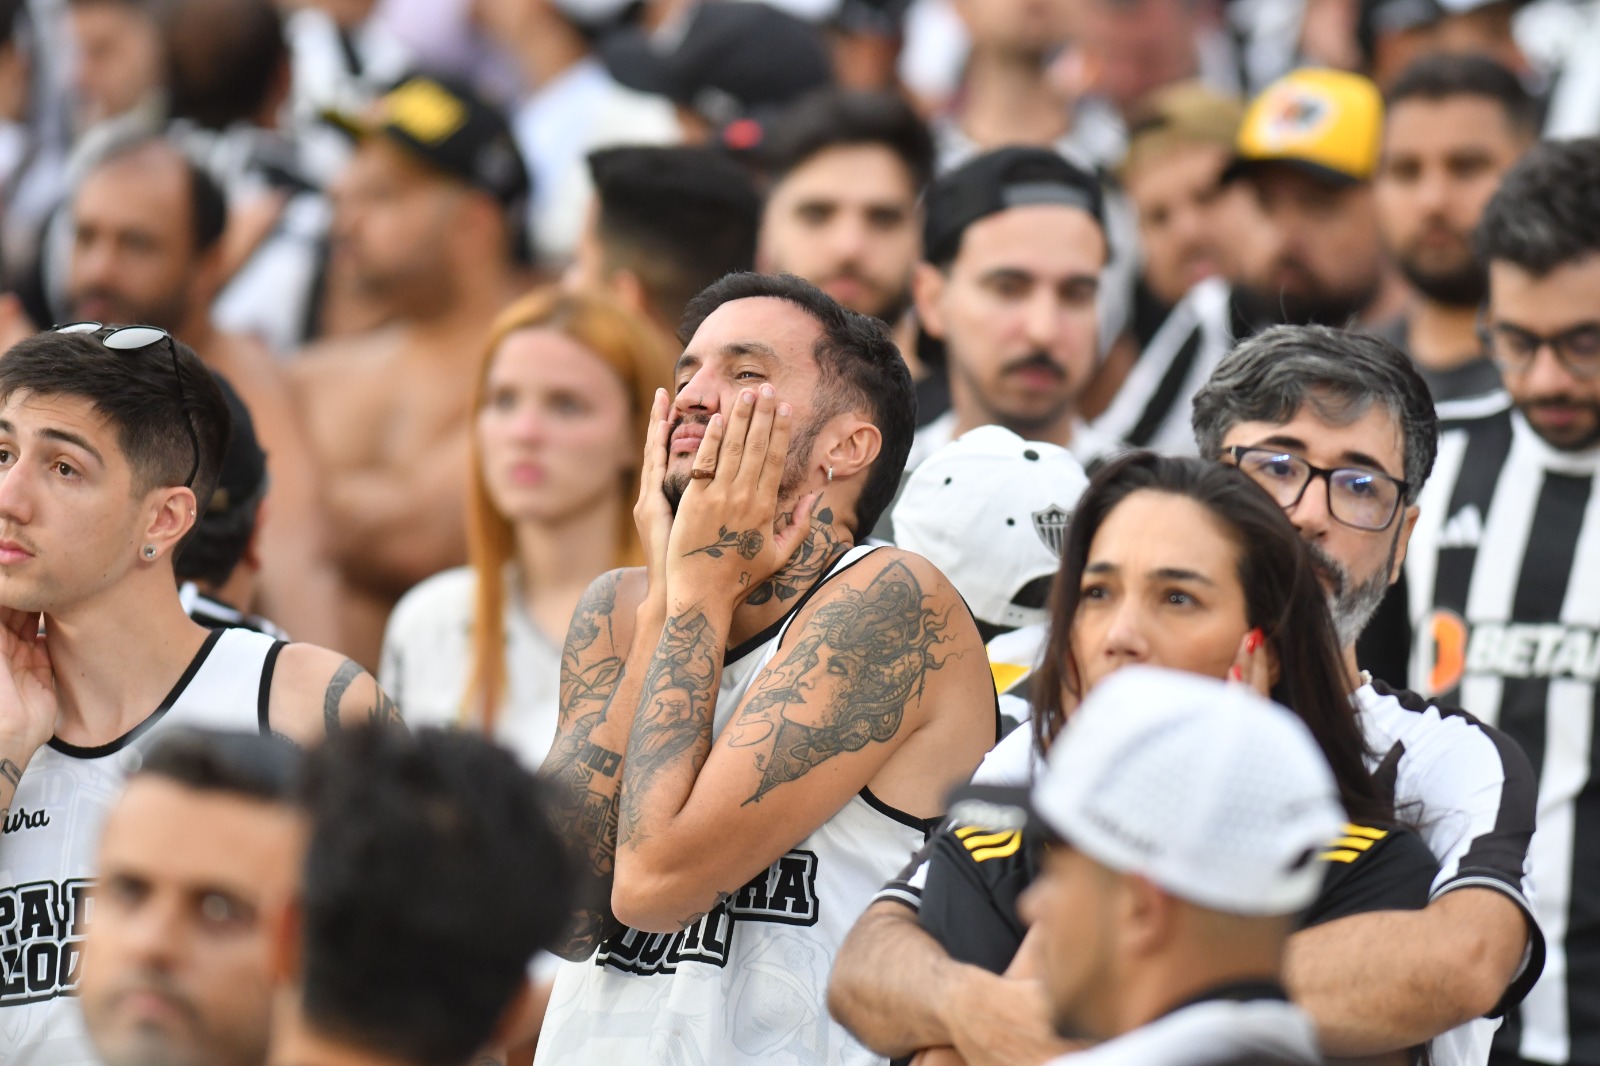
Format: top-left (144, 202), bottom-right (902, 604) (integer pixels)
top-left (1476, 316), bottom-right (1600, 381)
top-left (1226, 446), bottom-right (1409, 532)
top-left (52, 323), bottom-right (200, 489)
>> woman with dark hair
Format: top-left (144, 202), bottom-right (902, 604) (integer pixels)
top-left (875, 452), bottom-right (1436, 1066)
top-left (1030, 450), bottom-right (1388, 824)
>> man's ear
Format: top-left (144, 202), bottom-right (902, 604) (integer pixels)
top-left (608, 269), bottom-right (650, 322)
top-left (911, 262), bottom-right (948, 340)
top-left (1391, 503), bottom-right (1420, 584)
top-left (140, 486), bottom-right (199, 563)
top-left (823, 419), bottom-right (883, 483)
top-left (1120, 873), bottom-right (1176, 959)
top-left (267, 893), bottom-right (303, 985)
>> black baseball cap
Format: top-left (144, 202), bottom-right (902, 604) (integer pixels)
top-left (922, 147), bottom-right (1105, 266)
top-left (599, 2), bottom-right (833, 128)
top-left (325, 75), bottom-right (530, 207)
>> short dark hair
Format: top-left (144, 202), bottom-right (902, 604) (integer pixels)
top-left (589, 146), bottom-right (761, 326)
top-left (174, 371), bottom-right (266, 586)
top-left (680, 272), bottom-right (914, 535)
top-left (296, 727), bottom-right (574, 1066)
top-left (1386, 53), bottom-right (1540, 137)
top-left (136, 728), bottom-right (299, 801)
top-left (763, 89), bottom-right (935, 192)
top-left (1033, 452), bottom-right (1390, 825)
top-left (84, 134), bottom-right (228, 254)
top-left (1192, 325), bottom-right (1438, 504)
top-left (1476, 136), bottom-right (1600, 277)
top-left (0, 328), bottom-right (231, 507)
top-left (155, 0), bottom-right (287, 130)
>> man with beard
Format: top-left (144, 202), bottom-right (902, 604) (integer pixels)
top-left (826, 325), bottom-right (1541, 1066)
top-left (534, 271), bottom-right (996, 1065)
top-left (63, 135), bottom-right (341, 648)
top-left (79, 731), bottom-right (300, 1066)
top-left (1095, 68), bottom-right (1406, 456)
top-left (905, 147), bottom-right (1117, 472)
top-left (1374, 54), bottom-right (1537, 402)
top-left (1192, 324), bottom-right (1542, 1066)
top-left (1406, 137), bottom-right (1600, 1066)
top-left (757, 90), bottom-right (934, 388)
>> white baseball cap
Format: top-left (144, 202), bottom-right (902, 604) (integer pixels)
top-left (892, 426), bottom-right (1090, 631)
top-left (952, 667), bottom-right (1345, 916)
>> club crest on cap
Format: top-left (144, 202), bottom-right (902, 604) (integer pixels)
top-left (381, 79), bottom-right (468, 145)
top-left (1258, 86), bottom-right (1333, 149)
top-left (1032, 505), bottom-right (1071, 556)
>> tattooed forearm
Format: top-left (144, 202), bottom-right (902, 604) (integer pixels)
top-left (542, 715), bottom-right (627, 959)
top-left (747, 506), bottom-right (843, 606)
top-left (684, 525), bottom-right (765, 560)
top-left (560, 572), bottom-right (625, 716)
top-left (618, 609), bottom-right (720, 845)
top-left (0, 758), bottom-right (21, 788)
top-left (730, 560), bottom-right (951, 805)
top-left (322, 659), bottom-right (362, 733)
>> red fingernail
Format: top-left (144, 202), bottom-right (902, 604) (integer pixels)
top-left (1245, 628), bottom-right (1264, 654)
top-left (1229, 665), bottom-right (1242, 682)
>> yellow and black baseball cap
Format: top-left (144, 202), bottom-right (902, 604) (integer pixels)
top-left (325, 75), bottom-right (530, 207)
top-left (1223, 68), bottom-right (1383, 187)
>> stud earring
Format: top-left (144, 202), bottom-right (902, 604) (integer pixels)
top-left (827, 466), bottom-right (834, 483)
top-left (142, 545), bottom-right (157, 560)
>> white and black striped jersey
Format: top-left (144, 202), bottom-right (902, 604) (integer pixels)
top-left (1355, 679), bottom-right (1544, 1066)
top-left (1091, 277), bottom-right (1238, 455)
top-left (0, 628), bottom-right (284, 1065)
top-left (1406, 392), bottom-right (1600, 1065)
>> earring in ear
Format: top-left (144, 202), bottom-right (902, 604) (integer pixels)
top-left (142, 545), bottom-right (157, 560)
top-left (827, 466), bottom-right (834, 483)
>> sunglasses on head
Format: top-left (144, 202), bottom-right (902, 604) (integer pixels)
top-left (51, 323), bottom-right (201, 490)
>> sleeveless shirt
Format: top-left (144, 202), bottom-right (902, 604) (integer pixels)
top-left (536, 545), bottom-right (934, 1065)
top-left (0, 627), bottom-right (284, 1066)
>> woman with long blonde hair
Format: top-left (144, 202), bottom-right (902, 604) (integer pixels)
top-left (379, 287), bottom-right (673, 766)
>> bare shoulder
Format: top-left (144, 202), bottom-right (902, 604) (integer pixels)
top-left (288, 329), bottom-right (403, 389)
top-left (267, 642), bottom-right (400, 746)
top-left (784, 546), bottom-right (991, 704)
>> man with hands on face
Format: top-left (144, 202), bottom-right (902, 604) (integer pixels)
top-left (536, 272), bottom-right (997, 1065)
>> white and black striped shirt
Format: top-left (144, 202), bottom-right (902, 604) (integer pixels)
top-left (1092, 277), bottom-right (1238, 455)
top-left (1407, 392), bottom-right (1600, 1065)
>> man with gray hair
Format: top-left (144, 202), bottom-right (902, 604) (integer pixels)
top-left (1191, 323), bottom-right (1542, 1066)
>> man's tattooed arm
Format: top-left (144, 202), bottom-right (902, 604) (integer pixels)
top-left (727, 559), bottom-right (951, 804)
top-left (322, 659), bottom-right (362, 733)
top-left (541, 570), bottom-right (662, 960)
top-left (617, 609), bottom-right (721, 847)
top-left (320, 660), bottom-right (405, 734)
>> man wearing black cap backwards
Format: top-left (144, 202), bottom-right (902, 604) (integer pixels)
top-left (292, 75), bottom-right (532, 669)
top-left (907, 146), bottom-right (1118, 475)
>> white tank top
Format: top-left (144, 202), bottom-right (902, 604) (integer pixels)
top-left (0, 627), bottom-right (284, 1066)
top-left (537, 545), bottom-right (931, 1066)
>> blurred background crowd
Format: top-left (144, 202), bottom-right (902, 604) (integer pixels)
top-left (4, 0), bottom-right (1600, 1062)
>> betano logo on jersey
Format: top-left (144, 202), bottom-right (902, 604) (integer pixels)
top-left (597, 850), bottom-right (820, 977)
top-left (1424, 608), bottom-right (1600, 695)
top-left (0, 879), bottom-right (92, 1006)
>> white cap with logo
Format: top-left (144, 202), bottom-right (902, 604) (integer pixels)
top-left (892, 425), bottom-right (1090, 631)
top-left (1030, 667), bottom-right (1345, 916)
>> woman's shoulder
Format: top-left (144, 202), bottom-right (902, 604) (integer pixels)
top-left (385, 567), bottom-right (479, 642)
